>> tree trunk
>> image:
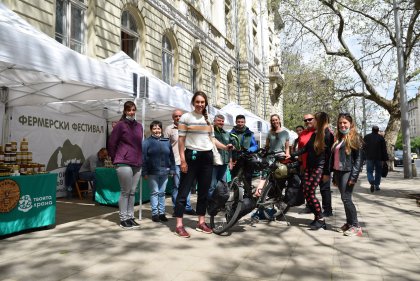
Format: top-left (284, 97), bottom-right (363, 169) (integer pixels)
top-left (384, 114), bottom-right (401, 171)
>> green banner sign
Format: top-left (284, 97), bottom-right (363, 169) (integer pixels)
top-left (0, 173), bottom-right (57, 236)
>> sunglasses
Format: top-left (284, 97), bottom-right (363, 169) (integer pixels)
top-left (192, 150), bottom-right (197, 161)
top-left (303, 118), bottom-right (314, 122)
top-left (339, 112), bottom-right (351, 117)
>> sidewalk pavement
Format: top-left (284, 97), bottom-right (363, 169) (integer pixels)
top-left (1, 171), bottom-right (420, 281)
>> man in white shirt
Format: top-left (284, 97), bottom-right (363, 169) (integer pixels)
top-left (164, 109), bottom-right (196, 216)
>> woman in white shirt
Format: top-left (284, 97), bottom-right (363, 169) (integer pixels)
top-left (174, 91), bottom-right (231, 238)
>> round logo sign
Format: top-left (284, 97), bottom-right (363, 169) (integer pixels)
top-left (0, 179), bottom-right (21, 213)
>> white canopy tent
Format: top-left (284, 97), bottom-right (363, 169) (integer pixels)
top-left (104, 52), bottom-right (193, 128)
top-left (0, 3), bottom-right (135, 123)
top-left (221, 102), bottom-right (298, 145)
top-left (104, 52), bottom-right (234, 128)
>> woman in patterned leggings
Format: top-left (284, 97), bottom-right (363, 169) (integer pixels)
top-left (291, 112), bottom-right (333, 230)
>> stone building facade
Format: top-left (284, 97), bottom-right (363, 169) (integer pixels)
top-left (2, 0), bottom-right (284, 120)
top-left (408, 89), bottom-right (420, 138)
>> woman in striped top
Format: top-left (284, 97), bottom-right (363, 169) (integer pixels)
top-left (174, 91), bottom-right (231, 238)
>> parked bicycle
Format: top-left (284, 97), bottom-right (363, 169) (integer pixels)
top-left (209, 149), bottom-right (303, 235)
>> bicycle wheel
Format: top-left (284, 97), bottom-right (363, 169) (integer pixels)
top-left (210, 179), bottom-right (244, 235)
top-left (259, 181), bottom-right (290, 220)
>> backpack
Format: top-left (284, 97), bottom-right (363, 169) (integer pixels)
top-left (207, 180), bottom-right (230, 216)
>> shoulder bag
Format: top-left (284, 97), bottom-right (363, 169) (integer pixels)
top-left (210, 127), bottom-right (223, 166)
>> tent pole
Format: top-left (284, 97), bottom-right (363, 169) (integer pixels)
top-left (138, 95), bottom-right (146, 221)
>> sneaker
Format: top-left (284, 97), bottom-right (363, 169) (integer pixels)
top-left (152, 215), bottom-right (160, 222)
top-left (175, 226), bottom-right (190, 238)
top-left (310, 219), bottom-right (326, 230)
top-left (159, 214), bottom-right (168, 222)
top-left (370, 184), bottom-right (375, 193)
top-left (344, 226), bottom-right (362, 237)
top-left (129, 218), bottom-right (140, 229)
top-left (336, 223), bottom-right (350, 233)
top-left (375, 186), bottom-right (381, 191)
top-left (196, 222), bottom-right (213, 234)
top-left (322, 210), bottom-right (333, 217)
top-left (119, 220), bottom-right (133, 230)
top-left (185, 209), bottom-right (197, 216)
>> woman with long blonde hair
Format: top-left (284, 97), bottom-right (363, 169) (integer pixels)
top-left (331, 113), bottom-right (363, 236)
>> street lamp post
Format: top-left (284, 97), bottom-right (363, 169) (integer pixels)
top-left (393, 0), bottom-right (412, 178)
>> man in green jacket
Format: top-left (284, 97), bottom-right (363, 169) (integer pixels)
top-left (209, 114), bottom-right (233, 197)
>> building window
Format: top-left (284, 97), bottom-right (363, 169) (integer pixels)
top-left (55, 0), bottom-right (86, 53)
top-left (191, 51), bottom-right (202, 93)
top-left (227, 70), bottom-right (235, 103)
top-left (121, 10), bottom-right (139, 60)
top-left (211, 61), bottom-right (220, 106)
top-left (225, 0), bottom-right (232, 40)
top-left (191, 55), bottom-right (197, 93)
top-left (162, 35), bottom-right (173, 85)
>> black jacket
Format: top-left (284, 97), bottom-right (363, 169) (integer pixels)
top-left (363, 132), bottom-right (388, 161)
top-left (292, 128), bottom-right (334, 175)
top-left (330, 140), bottom-right (363, 182)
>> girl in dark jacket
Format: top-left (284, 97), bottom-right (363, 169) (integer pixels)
top-left (331, 113), bottom-right (363, 237)
top-left (108, 101), bottom-right (143, 229)
top-left (142, 120), bottom-right (175, 223)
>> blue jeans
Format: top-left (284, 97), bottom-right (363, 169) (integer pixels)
top-left (148, 174), bottom-right (168, 216)
top-left (209, 164), bottom-right (227, 198)
top-left (172, 165), bottom-right (193, 211)
top-left (366, 160), bottom-right (383, 187)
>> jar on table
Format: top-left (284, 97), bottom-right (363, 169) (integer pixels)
top-left (5, 143), bottom-right (12, 153)
top-left (11, 141), bottom-right (17, 152)
top-left (4, 153), bottom-right (11, 164)
top-left (20, 138), bottom-right (29, 152)
top-left (27, 152), bottom-right (33, 163)
top-left (0, 146), bottom-right (4, 164)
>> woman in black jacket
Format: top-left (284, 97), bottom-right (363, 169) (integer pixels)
top-left (331, 113), bottom-right (363, 237)
top-left (291, 112), bottom-right (333, 230)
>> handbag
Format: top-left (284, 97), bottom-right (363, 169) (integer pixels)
top-left (209, 127), bottom-right (223, 166)
top-left (381, 162), bottom-right (389, 178)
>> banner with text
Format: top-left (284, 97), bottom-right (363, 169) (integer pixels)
top-left (8, 106), bottom-right (106, 197)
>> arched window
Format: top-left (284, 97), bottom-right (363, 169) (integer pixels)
top-left (211, 61), bottom-right (220, 105)
top-left (162, 35), bottom-right (173, 85)
top-left (254, 84), bottom-right (262, 116)
top-left (227, 70), bottom-right (235, 103)
top-left (191, 50), bottom-right (201, 93)
top-left (121, 11), bottom-right (139, 60)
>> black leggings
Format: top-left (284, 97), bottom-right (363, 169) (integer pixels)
top-left (302, 167), bottom-right (323, 220)
top-left (174, 149), bottom-right (213, 217)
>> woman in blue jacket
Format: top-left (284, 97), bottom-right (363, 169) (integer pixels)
top-left (142, 121), bottom-right (175, 223)
top-left (108, 101), bottom-right (143, 229)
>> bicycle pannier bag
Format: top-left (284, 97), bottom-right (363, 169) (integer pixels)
top-left (207, 180), bottom-right (229, 216)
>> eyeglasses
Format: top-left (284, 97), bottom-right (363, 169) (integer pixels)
top-left (303, 118), bottom-right (314, 122)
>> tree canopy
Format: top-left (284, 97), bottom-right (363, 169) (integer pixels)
top-left (276, 0), bottom-right (420, 151)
